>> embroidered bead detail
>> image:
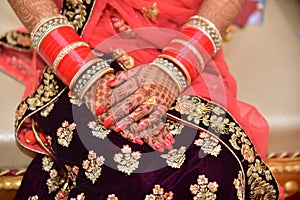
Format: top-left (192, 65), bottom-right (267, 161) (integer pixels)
top-left (161, 146), bottom-right (186, 169)
top-left (57, 121), bottom-right (76, 147)
top-left (233, 171), bottom-right (245, 200)
top-left (166, 119), bottom-right (184, 136)
top-left (87, 121), bottom-right (111, 139)
top-left (248, 159), bottom-right (278, 199)
top-left (65, 165), bottom-right (79, 184)
top-left (145, 185), bottom-right (174, 200)
top-left (113, 145), bottom-right (141, 175)
top-left (46, 169), bottom-right (61, 193)
top-left (107, 194), bottom-right (119, 200)
top-left (82, 150), bottom-right (105, 184)
top-left (42, 156), bottom-right (54, 172)
top-left (194, 131), bottom-right (221, 157)
top-left (190, 175), bottom-right (218, 200)
top-left (241, 144), bottom-right (255, 163)
top-left (28, 195), bottom-right (39, 200)
top-left (140, 2), bottom-right (159, 22)
top-left (70, 193), bottom-right (85, 200)
top-left (40, 103), bottom-right (55, 117)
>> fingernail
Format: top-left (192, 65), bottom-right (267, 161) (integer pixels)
top-left (95, 106), bottom-right (104, 115)
top-left (164, 140), bottom-right (171, 148)
top-left (136, 122), bottom-right (146, 132)
top-left (114, 123), bottom-right (125, 133)
top-left (154, 143), bottom-right (164, 152)
top-left (134, 137), bottom-right (144, 145)
top-left (107, 79), bottom-right (116, 87)
top-left (104, 116), bottom-right (115, 128)
top-left (166, 134), bottom-right (175, 144)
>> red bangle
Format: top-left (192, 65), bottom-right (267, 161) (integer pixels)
top-left (180, 27), bottom-right (215, 56)
top-left (162, 49), bottom-right (198, 81)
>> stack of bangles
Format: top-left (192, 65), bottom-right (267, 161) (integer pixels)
top-left (151, 15), bottom-right (222, 93)
top-left (30, 14), bottom-right (114, 102)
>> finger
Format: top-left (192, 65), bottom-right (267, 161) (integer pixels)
top-left (128, 103), bottom-right (156, 122)
top-left (106, 70), bottom-right (129, 87)
top-left (141, 123), bottom-right (173, 152)
top-left (136, 105), bottom-right (166, 132)
top-left (95, 78), bottom-right (140, 115)
top-left (109, 85), bottom-right (154, 122)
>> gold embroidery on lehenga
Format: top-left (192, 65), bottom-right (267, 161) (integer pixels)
top-left (161, 146), bottom-right (186, 169)
top-left (194, 131), bottom-right (221, 157)
top-left (166, 119), bottom-right (184, 136)
top-left (46, 169), bottom-right (62, 193)
top-left (42, 156), bottom-right (55, 172)
top-left (247, 159), bottom-right (278, 200)
top-left (169, 96), bottom-right (279, 199)
top-left (0, 31), bottom-right (32, 51)
top-left (82, 150), bottom-right (105, 184)
top-left (57, 121), bottom-right (76, 147)
top-left (190, 175), bottom-right (219, 200)
top-left (113, 145), bottom-right (141, 175)
top-left (26, 68), bottom-right (59, 111)
top-left (233, 171), bottom-right (245, 200)
top-left (144, 185), bottom-right (174, 200)
top-left (63, 0), bottom-right (91, 31)
top-left (87, 121), bottom-right (111, 139)
top-left (40, 102), bottom-right (55, 117)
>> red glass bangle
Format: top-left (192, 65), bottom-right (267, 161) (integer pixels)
top-left (162, 49), bottom-right (198, 81)
top-left (180, 27), bottom-right (215, 56)
top-left (39, 26), bottom-right (82, 66)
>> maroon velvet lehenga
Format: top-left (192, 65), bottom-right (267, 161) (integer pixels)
top-left (0, 0), bottom-right (280, 199)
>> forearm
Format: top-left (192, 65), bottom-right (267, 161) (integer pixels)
top-left (197, 0), bottom-right (244, 35)
top-left (7, 0), bottom-right (59, 32)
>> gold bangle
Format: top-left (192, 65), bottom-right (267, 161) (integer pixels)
top-left (158, 54), bottom-right (192, 84)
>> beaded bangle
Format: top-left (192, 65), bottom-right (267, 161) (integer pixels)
top-left (79, 67), bottom-right (114, 100)
top-left (151, 58), bottom-right (188, 92)
top-left (52, 41), bottom-right (89, 72)
top-left (158, 54), bottom-right (191, 84)
top-left (31, 15), bottom-right (74, 51)
top-left (185, 15), bottom-right (222, 54)
top-left (72, 59), bottom-right (112, 99)
top-left (170, 39), bottom-right (205, 72)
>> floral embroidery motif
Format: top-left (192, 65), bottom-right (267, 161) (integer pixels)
top-left (63, 0), bottom-right (91, 31)
top-left (40, 103), bottom-right (55, 117)
top-left (247, 159), bottom-right (278, 200)
top-left (190, 175), bottom-right (218, 200)
top-left (166, 119), bottom-right (184, 136)
top-left (113, 145), bottom-right (141, 175)
top-left (171, 96), bottom-right (279, 199)
top-left (27, 195), bottom-right (38, 200)
top-left (65, 165), bottom-right (79, 185)
top-left (26, 68), bottom-right (59, 111)
top-left (70, 192), bottom-right (85, 200)
top-left (1, 31), bottom-right (32, 50)
top-left (107, 194), bottom-right (119, 200)
top-left (194, 131), bottom-right (221, 157)
top-left (161, 146), bottom-right (186, 169)
top-left (42, 156), bottom-right (54, 172)
top-left (144, 185), bottom-right (174, 200)
top-left (87, 121), bottom-right (111, 139)
top-left (15, 102), bottom-right (28, 121)
top-left (46, 169), bottom-right (61, 193)
top-left (82, 150), bottom-right (105, 184)
top-left (233, 171), bottom-right (245, 200)
top-left (57, 121), bottom-right (76, 147)
top-left (241, 144), bottom-right (255, 163)
top-left (140, 2), bottom-right (159, 22)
